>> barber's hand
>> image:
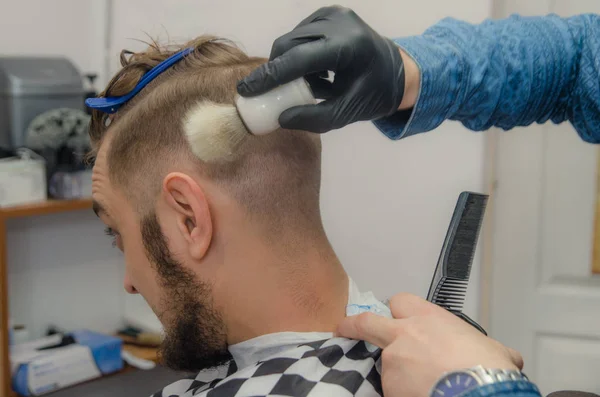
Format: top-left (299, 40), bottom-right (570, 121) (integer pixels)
top-left (237, 6), bottom-right (415, 133)
top-left (337, 293), bottom-right (524, 397)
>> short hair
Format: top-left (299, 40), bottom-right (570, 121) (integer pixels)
top-left (89, 36), bottom-right (323, 233)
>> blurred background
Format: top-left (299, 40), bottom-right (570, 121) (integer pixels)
top-left (0, 0), bottom-right (599, 396)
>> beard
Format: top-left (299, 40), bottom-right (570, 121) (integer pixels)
top-left (140, 212), bottom-right (232, 372)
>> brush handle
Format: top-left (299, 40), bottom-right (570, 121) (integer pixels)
top-left (235, 78), bottom-right (316, 135)
top-left (452, 311), bottom-right (487, 335)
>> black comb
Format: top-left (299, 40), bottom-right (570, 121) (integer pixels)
top-left (427, 191), bottom-right (488, 335)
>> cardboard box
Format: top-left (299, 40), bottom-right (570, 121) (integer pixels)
top-left (0, 149), bottom-right (46, 207)
top-left (10, 330), bottom-right (123, 396)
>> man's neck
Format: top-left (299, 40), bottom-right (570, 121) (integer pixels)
top-left (216, 230), bottom-right (348, 345)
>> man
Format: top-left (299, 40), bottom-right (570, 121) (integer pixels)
top-left (88, 36), bottom-right (388, 397)
top-left (237, 5), bottom-right (600, 397)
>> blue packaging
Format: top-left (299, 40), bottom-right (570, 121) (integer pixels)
top-left (11, 330), bottom-right (123, 396)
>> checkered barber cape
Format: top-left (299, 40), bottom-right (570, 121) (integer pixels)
top-left (151, 337), bottom-right (383, 397)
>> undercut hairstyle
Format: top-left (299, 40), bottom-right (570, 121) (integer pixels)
top-left (89, 36), bottom-right (323, 234)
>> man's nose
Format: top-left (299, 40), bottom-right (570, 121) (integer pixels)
top-left (123, 274), bottom-right (138, 294)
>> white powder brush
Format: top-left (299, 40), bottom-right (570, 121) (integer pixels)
top-left (184, 78), bottom-right (316, 162)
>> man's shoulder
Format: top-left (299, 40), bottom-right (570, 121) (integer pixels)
top-left (196, 337), bottom-right (383, 397)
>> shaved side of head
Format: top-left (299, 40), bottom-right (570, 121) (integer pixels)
top-left (89, 36), bottom-right (323, 235)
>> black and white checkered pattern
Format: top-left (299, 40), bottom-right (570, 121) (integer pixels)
top-left (151, 338), bottom-right (382, 397)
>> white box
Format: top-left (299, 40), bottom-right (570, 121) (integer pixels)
top-left (10, 331), bottom-right (123, 396)
top-left (0, 149), bottom-right (46, 207)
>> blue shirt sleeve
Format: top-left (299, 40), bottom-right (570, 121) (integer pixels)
top-left (462, 380), bottom-right (541, 397)
top-left (373, 14), bottom-right (600, 144)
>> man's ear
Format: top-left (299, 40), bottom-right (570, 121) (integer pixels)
top-left (162, 172), bottom-right (212, 261)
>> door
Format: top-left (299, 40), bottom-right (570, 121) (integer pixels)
top-left (488, 1), bottom-right (600, 394)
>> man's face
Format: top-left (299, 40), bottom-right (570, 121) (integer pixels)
top-left (91, 140), bottom-right (231, 371)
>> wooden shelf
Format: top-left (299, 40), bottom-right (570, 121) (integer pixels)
top-left (0, 199), bottom-right (93, 219)
top-left (0, 198), bottom-right (95, 396)
top-left (41, 365), bottom-right (187, 397)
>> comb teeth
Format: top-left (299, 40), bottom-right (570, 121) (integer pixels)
top-left (445, 194), bottom-right (488, 280)
top-left (431, 277), bottom-right (467, 312)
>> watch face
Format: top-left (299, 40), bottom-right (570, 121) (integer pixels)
top-left (432, 372), bottom-right (479, 397)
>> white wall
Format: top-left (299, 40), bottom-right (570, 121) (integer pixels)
top-left (7, 213), bottom-right (124, 338)
top-left (0, 0), bottom-right (108, 83)
top-left (4, 0), bottom-right (492, 339)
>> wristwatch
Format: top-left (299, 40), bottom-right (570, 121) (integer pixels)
top-left (429, 365), bottom-right (528, 397)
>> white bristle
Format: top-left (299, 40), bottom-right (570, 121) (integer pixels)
top-left (183, 101), bottom-right (249, 162)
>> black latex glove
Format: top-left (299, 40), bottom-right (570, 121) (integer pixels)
top-left (236, 6), bottom-right (405, 133)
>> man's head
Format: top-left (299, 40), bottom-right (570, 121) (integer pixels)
top-left (90, 36), bottom-right (328, 371)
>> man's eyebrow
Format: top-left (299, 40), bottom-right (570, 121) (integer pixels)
top-left (92, 200), bottom-right (106, 217)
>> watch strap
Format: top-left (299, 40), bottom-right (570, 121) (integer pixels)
top-left (470, 365), bottom-right (529, 384)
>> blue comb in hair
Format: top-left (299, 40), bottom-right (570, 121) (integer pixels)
top-left (85, 47), bottom-right (194, 114)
